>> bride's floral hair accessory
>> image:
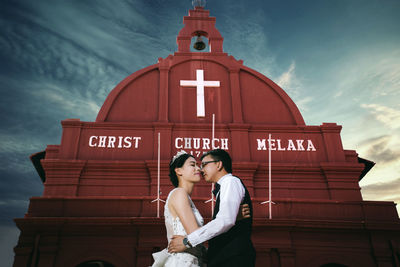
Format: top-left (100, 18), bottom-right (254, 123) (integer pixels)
top-left (170, 150), bottom-right (188, 166)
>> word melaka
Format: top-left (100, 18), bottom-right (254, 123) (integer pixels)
top-left (88, 135), bottom-right (317, 152)
top-left (257, 138), bottom-right (316, 151)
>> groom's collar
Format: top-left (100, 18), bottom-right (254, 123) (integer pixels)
top-left (216, 173), bottom-right (232, 185)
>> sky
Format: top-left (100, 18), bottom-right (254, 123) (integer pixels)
top-left (1, 0), bottom-right (400, 265)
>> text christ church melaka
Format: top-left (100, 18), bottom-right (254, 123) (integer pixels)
top-left (14, 4), bottom-right (400, 267)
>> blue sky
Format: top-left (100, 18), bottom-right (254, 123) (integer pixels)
top-left (1, 0), bottom-right (400, 265)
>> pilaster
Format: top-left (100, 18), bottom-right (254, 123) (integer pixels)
top-left (41, 159), bottom-right (86, 196)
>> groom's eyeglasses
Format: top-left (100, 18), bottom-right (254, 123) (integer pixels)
top-left (200, 160), bottom-right (219, 169)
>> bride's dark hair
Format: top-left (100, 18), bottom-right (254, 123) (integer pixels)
top-left (169, 153), bottom-right (195, 187)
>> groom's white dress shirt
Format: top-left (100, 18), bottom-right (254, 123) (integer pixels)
top-left (187, 173), bottom-right (245, 247)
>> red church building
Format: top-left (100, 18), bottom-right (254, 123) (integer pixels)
top-left (14, 5), bottom-right (400, 267)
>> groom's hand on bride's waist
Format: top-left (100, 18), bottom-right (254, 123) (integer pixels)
top-left (237, 203), bottom-right (250, 221)
top-left (168, 235), bottom-right (186, 253)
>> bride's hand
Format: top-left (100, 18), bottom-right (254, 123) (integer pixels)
top-left (168, 235), bottom-right (186, 253)
top-left (236, 203), bottom-right (250, 221)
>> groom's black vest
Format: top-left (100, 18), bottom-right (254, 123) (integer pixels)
top-left (207, 177), bottom-right (255, 266)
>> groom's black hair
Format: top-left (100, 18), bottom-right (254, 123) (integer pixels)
top-left (201, 149), bottom-right (232, 173)
top-left (169, 153), bottom-right (195, 187)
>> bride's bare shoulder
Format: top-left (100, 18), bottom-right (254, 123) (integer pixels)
top-left (169, 188), bottom-right (188, 200)
top-left (169, 188), bottom-right (190, 206)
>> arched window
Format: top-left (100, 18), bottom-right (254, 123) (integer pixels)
top-left (76, 260), bottom-right (115, 267)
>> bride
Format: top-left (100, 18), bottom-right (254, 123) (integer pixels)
top-left (152, 151), bottom-right (249, 267)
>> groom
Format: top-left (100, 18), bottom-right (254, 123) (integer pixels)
top-left (168, 149), bottom-right (256, 267)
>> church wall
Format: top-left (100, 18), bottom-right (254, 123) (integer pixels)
top-left (25, 196), bottom-right (397, 224)
top-left (42, 118), bottom-right (365, 199)
top-left (14, 215), bottom-right (399, 267)
top-left (104, 69), bottom-right (159, 122)
top-left (240, 70), bottom-right (297, 125)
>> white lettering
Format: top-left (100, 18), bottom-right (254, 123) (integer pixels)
top-left (277, 139), bottom-right (286, 151)
top-left (203, 138), bottom-right (210, 150)
top-left (175, 137), bottom-right (183, 149)
top-left (212, 138), bottom-right (220, 149)
top-left (287, 139), bottom-right (296, 151)
top-left (123, 136), bottom-right (132, 148)
top-left (88, 135), bottom-right (141, 149)
top-left (268, 138), bottom-right (277, 151)
top-left (133, 137), bottom-right (141, 148)
top-left (98, 136), bottom-right (107, 148)
top-left (173, 137), bottom-right (229, 154)
top-left (184, 138), bottom-right (192, 149)
top-left (307, 140), bottom-right (316, 151)
top-left (193, 138), bottom-right (201, 149)
top-left (118, 136), bottom-right (123, 148)
top-left (172, 137), bottom-right (230, 157)
top-left (257, 139), bottom-right (267, 150)
top-left (221, 138), bottom-right (228, 150)
top-left (296, 139), bottom-right (305, 151)
top-left (89, 136), bottom-right (98, 147)
top-left (256, 138), bottom-right (316, 152)
top-left (107, 136), bottom-right (116, 148)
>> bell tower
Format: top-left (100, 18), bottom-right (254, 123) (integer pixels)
top-left (177, 5), bottom-right (223, 53)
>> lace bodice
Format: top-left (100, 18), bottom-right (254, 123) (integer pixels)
top-left (151, 188), bottom-right (205, 267)
top-left (164, 188), bottom-right (204, 243)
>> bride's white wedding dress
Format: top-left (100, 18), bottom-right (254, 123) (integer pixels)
top-left (151, 188), bottom-right (205, 267)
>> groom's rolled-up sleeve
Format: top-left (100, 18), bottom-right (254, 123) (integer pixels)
top-left (188, 175), bottom-right (245, 247)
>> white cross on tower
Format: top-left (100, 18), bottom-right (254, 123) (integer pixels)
top-left (180, 69), bottom-right (220, 117)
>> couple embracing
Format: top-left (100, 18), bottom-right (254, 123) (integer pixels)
top-left (152, 149), bottom-right (256, 267)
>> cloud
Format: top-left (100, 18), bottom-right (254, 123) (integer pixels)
top-left (0, 132), bottom-right (43, 155)
top-left (219, 7), bottom-right (275, 75)
top-left (276, 61), bottom-right (296, 89)
top-left (361, 104), bottom-right (400, 129)
top-left (275, 61), bottom-right (312, 113)
top-left (0, 145), bottom-right (39, 175)
top-left (0, 225), bottom-right (20, 267)
top-left (0, 199), bottom-right (29, 215)
top-left (357, 135), bottom-right (400, 165)
top-left (334, 91), bottom-right (343, 98)
top-left (325, 50), bottom-right (400, 129)
top-left (361, 177), bottom-right (400, 204)
top-left (14, 0), bottom-right (161, 71)
top-left (28, 82), bottom-right (102, 120)
top-left (219, 12), bottom-right (314, 115)
top-left (0, 7), bottom-right (129, 125)
top-left (368, 51), bottom-right (400, 98)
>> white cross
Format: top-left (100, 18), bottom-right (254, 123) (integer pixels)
top-left (180, 69), bottom-right (220, 117)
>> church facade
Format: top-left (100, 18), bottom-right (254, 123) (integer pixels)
top-left (14, 6), bottom-right (400, 267)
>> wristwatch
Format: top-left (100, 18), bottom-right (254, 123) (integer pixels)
top-left (183, 237), bottom-right (193, 248)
